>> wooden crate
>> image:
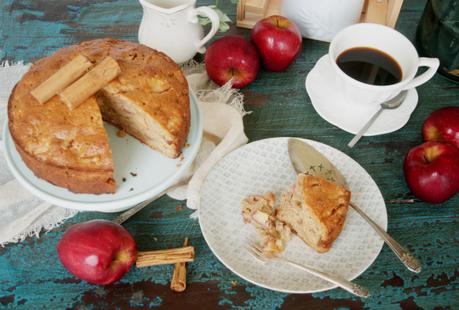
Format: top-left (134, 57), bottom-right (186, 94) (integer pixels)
top-left (236, 0), bottom-right (404, 29)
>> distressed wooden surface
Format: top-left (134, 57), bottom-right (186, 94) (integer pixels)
top-left (1, 0), bottom-right (458, 309)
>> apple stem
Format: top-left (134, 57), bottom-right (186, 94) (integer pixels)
top-left (230, 67), bottom-right (238, 78)
top-left (423, 154), bottom-right (429, 163)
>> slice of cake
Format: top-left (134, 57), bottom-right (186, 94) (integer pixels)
top-left (277, 174), bottom-right (350, 253)
top-left (241, 192), bottom-right (292, 256)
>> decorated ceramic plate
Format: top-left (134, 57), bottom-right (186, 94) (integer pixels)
top-left (3, 92), bottom-right (202, 212)
top-left (199, 137), bottom-right (387, 293)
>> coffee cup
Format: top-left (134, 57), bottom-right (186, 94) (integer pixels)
top-left (328, 23), bottom-right (439, 106)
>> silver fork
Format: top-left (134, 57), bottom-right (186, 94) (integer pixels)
top-left (246, 239), bottom-right (370, 298)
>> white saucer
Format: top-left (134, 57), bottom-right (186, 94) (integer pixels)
top-left (3, 92), bottom-right (203, 213)
top-left (305, 55), bottom-right (418, 136)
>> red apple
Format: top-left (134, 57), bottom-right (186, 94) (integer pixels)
top-left (251, 15), bottom-right (302, 72)
top-left (205, 35), bottom-right (260, 88)
top-left (404, 141), bottom-right (459, 204)
top-left (422, 107), bottom-right (459, 149)
top-left (57, 220), bottom-right (136, 285)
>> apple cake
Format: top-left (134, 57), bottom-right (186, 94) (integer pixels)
top-left (277, 174), bottom-right (350, 253)
top-left (8, 39), bottom-right (190, 194)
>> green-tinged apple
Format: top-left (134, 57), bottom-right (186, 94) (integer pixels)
top-left (205, 35), bottom-right (260, 88)
top-left (57, 220), bottom-right (136, 285)
top-left (251, 15), bottom-right (302, 72)
top-left (404, 142), bottom-right (459, 204)
top-left (422, 107), bottom-right (459, 149)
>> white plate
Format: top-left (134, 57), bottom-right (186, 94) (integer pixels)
top-left (306, 55), bottom-right (418, 136)
top-left (199, 138), bottom-right (387, 294)
top-left (3, 92), bottom-right (203, 212)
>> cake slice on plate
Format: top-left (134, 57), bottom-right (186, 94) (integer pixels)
top-left (277, 174), bottom-right (350, 253)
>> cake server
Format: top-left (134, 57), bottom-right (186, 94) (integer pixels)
top-left (288, 138), bottom-right (422, 273)
top-left (112, 190), bottom-right (167, 225)
top-left (112, 180), bottom-right (188, 224)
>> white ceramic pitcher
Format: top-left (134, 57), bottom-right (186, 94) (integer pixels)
top-left (138, 0), bottom-right (220, 63)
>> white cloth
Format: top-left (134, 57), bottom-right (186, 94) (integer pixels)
top-left (0, 62), bottom-right (78, 246)
top-left (0, 61), bottom-right (248, 245)
top-left (168, 66), bottom-right (249, 210)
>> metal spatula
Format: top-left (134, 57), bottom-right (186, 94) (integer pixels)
top-left (288, 138), bottom-right (421, 273)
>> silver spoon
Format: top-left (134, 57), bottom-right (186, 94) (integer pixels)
top-left (348, 91), bottom-right (408, 148)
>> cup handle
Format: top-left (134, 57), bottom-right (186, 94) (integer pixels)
top-left (402, 57), bottom-right (440, 90)
top-left (189, 6), bottom-right (220, 54)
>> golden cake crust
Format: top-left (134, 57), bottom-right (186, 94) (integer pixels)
top-left (276, 174), bottom-right (350, 253)
top-left (8, 39), bottom-right (190, 194)
top-left (297, 175), bottom-right (350, 251)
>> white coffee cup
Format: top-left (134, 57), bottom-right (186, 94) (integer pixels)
top-left (328, 23), bottom-right (439, 106)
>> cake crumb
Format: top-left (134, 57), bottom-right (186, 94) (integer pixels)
top-left (122, 177), bottom-right (126, 182)
top-left (185, 143), bottom-right (190, 148)
top-left (153, 237), bottom-right (158, 241)
top-left (130, 172), bottom-right (137, 177)
top-left (241, 192), bottom-right (291, 256)
top-left (176, 205), bottom-right (184, 211)
top-left (231, 281), bottom-right (238, 288)
top-left (116, 129), bottom-right (126, 138)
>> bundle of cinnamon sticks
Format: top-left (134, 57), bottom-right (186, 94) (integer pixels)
top-left (30, 53), bottom-right (121, 110)
top-left (136, 238), bottom-right (194, 292)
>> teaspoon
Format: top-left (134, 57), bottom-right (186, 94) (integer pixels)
top-left (348, 91), bottom-right (408, 148)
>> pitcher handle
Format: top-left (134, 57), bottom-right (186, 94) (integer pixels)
top-left (189, 6), bottom-right (220, 54)
top-left (402, 57), bottom-right (439, 90)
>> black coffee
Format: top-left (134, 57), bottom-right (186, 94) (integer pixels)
top-left (336, 47), bottom-right (402, 86)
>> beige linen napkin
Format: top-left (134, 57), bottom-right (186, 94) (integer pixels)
top-left (168, 66), bottom-right (249, 211)
top-left (0, 62), bottom-right (78, 246)
top-left (0, 61), bottom-right (248, 245)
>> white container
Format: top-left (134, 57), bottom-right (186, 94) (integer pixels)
top-left (138, 0), bottom-right (220, 63)
top-left (281, 0), bottom-right (365, 42)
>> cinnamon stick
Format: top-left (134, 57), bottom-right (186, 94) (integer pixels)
top-left (170, 238), bottom-right (189, 292)
top-left (136, 245), bottom-right (194, 268)
top-left (59, 56), bottom-right (121, 110)
top-left (30, 54), bottom-right (92, 104)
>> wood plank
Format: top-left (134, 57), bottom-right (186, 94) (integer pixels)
top-left (386, 0), bottom-right (404, 27)
top-left (237, 0), bottom-right (403, 29)
top-left (245, 0), bottom-right (269, 16)
top-left (363, 0), bottom-right (389, 24)
top-left (266, 0), bottom-right (282, 17)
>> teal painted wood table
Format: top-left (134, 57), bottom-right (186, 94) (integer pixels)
top-left (1, 0), bottom-right (458, 309)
